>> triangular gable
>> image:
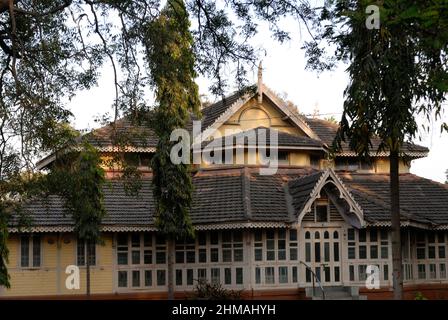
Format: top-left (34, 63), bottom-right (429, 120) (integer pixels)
top-left (295, 169), bottom-right (365, 228)
top-left (195, 83), bottom-right (321, 145)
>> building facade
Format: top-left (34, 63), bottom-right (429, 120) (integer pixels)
top-left (2, 83), bottom-right (448, 299)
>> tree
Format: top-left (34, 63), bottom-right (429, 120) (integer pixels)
top-left (144, 0), bottom-right (200, 300)
top-left (0, 0), bottom-right (323, 292)
top-left (305, 1), bottom-right (448, 299)
top-left (46, 140), bottom-right (106, 296)
top-left (445, 170), bottom-right (448, 184)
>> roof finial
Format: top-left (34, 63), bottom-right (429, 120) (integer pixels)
top-left (257, 61), bottom-right (263, 105)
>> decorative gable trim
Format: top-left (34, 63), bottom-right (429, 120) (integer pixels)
top-left (297, 168), bottom-right (365, 227)
top-left (196, 84), bottom-right (321, 145)
top-left (196, 94), bottom-right (253, 145)
top-left (261, 85), bottom-right (320, 140)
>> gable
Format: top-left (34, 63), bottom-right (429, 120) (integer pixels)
top-left (301, 196), bottom-right (346, 223)
top-left (198, 84), bottom-right (320, 144)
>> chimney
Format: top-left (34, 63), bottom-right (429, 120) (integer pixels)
top-left (257, 61), bottom-right (263, 105)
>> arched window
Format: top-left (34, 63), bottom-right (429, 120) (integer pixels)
top-left (315, 231), bottom-right (320, 239)
top-left (305, 231), bottom-right (311, 239)
top-left (333, 231), bottom-right (339, 239)
top-left (324, 231), bottom-right (329, 239)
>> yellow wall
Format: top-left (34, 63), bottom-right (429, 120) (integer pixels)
top-left (1, 233), bottom-right (114, 297)
top-left (214, 97), bottom-right (305, 138)
top-left (200, 149), bottom-right (311, 167)
top-left (375, 158), bottom-right (410, 174)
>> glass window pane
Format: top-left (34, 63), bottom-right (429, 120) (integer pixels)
top-left (370, 245), bottom-right (378, 259)
top-left (359, 246), bottom-right (367, 259)
top-left (156, 251), bottom-right (166, 264)
top-left (348, 229), bottom-right (355, 241)
top-left (145, 270), bottom-right (152, 286)
top-left (234, 249), bottom-right (244, 262)
top-left (20, 235), bottom-right (30, 267)
top-left (429, 246), bottom-right (436, 259)
top-left (77, 240), bottom-right (85, 266)
top-left (32, 236), bottom-right (41, 267)
top-left (132, 270), bottom-right (140, 287)
top-left (381, 246), bottom-right (389, 259)
top-left (290, 230), bottom-right (297, 241)
top-left (198, 269), bottom-right (207, 281)
top-left (187, 269), bottom-right (194, 285)
top-left (144, 250), bottom-right (152, 264)
top-left (279, 267), bottom-right (288, 284)
top-left (186, 250), bottom-right (195, 263)
top-left (118, 252), bottom-right (128, 265)
top-left (88, 242), bottom-right (96, 266)
top-left (265, 267), bottom-right (274, 284)
top-left (223, 249), bottom-right (232, 262)
top-left (132, 250), bottom-right (140, 264)
top-left (334, 243), bottom-right (340, 262)
top-left (314, 243), bottom-right (321, 262)
top-left (305, 243), bottom-right (311, 262)
top-left (224, 268), bottom-right (232, 285)
top-left (211, 248), bottom-right (219, 262)
top-left (236, 268), bottom-right (243, 284)
top-left (118, 271), bottom-right (127, 287)
top-left (255, 267), bottom-right (261, 284)
top-left (157, 270), bottom-right (166, 286)
top-left (199, 249), bottom-right (207, 263)
top-left (324, 242), bottom-right (330, 262)
top-left (176, 269), bottom-right (182, 286)
top-left (292, 267), bottom-right (298, 283)
top-left (439, 246), bottom-right (446, 259)
top-left (348, 247), bottom-right (356, 259)
top-left (211, 268), bottom-right (220, 284)
top-left (290, 248), bottom-right (298, 261)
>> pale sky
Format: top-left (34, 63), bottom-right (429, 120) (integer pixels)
top-left (66, 16), bottom-right (448, 184)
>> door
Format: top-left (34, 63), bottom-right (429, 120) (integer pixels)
top-left (301, 228), bottom-right (342, 286)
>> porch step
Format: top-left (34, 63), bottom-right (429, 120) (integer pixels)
top-left (306, 286), bottom-right (367, 300)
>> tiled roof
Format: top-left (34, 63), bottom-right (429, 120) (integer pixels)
top-left (13, 168), bottom-right (448, 232)
top-left (200, 89), bottom-right (253, 130)
top-left (202, 127), bottom-right (324, 150)
top-left (340, 173), bottom-right (448, 226)
top-left (305, 117), bottom-right (429, 156)
top-left (83, 118), bottom-right (159, 151)
top-left (288, 171), bottom-right (326, 217)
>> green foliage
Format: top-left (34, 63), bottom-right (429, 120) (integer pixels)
top-left (305, 0), bottom-right (448, 155)
top-left (0, 203), bottom-right (10, 288)
top-left (144, 0), bottom-right (200, 239)
top-left (190, 280), bottom-right (242, 300)
top-left (47, 141), bottom-right (106, 243)
top-left (414, 291), bottom-right (428, 300)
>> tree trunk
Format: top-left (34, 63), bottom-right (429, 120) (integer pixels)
top-left (167, 236), bottom-right (175, 300)
top-left (390, 149), bottom-right (403, 299)
top-left (86, 240), bottom-right (91, 298)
